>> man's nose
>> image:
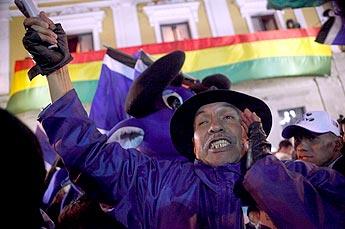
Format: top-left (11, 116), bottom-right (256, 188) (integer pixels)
top-left (208, 119), bottom-right (223, 133)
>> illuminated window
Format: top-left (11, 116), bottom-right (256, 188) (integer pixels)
top-left (160, 22), bottom-right (191, 42)
top-left (251, 14), bottom-right (278, 31)
top-left (67, 33), bottom-right (94, 53)
top-left (278, 107), bottom-right (305, 129)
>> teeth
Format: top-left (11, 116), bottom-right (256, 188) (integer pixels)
top-left (210, 139), bottom-right (230, 149)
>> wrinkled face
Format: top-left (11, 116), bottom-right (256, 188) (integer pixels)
top-left (193, 102), bottom-right (247, 167)
top-left (294, 132), bottom-right (340, 166)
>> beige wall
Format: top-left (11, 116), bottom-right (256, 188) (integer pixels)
top-left (9, 16), bottom-right (28, 89)
top-left (196, 0), bottom-right (212, 38)
top-left (303, 8), bottom-right (321, 27)
top-left (100, 7), bottom-right (116, 48)
top-left (137, 3), bottom-right (156, 44)
top-left (227, 0), bottom-right (249, 34)
top-left (283, 9), bottom-right (297, 23)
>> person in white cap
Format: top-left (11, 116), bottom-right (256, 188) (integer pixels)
top-left (282, 111), bottom-right (344, 176)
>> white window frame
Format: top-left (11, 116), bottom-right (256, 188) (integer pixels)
top-left (143, 2), bottom-right (200, 43)
top-left (9, 2), bottom-right (106, 51)
top-left (236, 0), bottom-right (285, 33)
top-left (50, 11), bottom-right (104, 51)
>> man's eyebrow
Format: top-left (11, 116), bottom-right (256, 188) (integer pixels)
top-left (195, 103), bottom-right (240, 118)
top-left (195, 110), bottom-right (205, 118)
top-left (219, 104), bottom-right (241, 115)
top-left (222, 103), bottom-right (240, 111)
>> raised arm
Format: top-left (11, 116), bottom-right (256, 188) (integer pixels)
top-left (21, 12), bottom-right (154, 206)
top-left (46, 66), bottom-right (72, 102)
top-left (240, 108), bottom-right (271, 169)
top-left (22, 12), bottom-right (73, 101)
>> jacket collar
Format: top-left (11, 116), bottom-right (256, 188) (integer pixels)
top-left (193, 160), bottom-right (243, 192)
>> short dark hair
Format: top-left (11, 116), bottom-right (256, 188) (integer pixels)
top-left (340, 117), bottom-right (345, 124)
top-left (337, 114), bottom-right (344, 124)
top-left (278, 139), bottom-right (293, 150)
top-left (247, 205), bottom-right (260, 216)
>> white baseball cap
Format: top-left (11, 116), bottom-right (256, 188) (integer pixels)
top-left (282, 111), bottom-right (341, 138)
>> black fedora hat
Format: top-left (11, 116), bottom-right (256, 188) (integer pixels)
top-left (170, 89), bottom-right (272, 158)
top-left (125, 50), bottom-right (185, 118)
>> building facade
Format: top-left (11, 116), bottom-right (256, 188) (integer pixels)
top-left (1, 0), bottom-right (344, 149)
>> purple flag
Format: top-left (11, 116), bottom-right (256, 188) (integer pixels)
top-left (89, 48), bottom-right (152, 134)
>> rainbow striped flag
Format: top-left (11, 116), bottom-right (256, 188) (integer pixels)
top-left (7, 28), bottom-right (331, 114)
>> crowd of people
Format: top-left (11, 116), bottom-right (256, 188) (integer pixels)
top-left (6, 7), bottom-right (345, 229)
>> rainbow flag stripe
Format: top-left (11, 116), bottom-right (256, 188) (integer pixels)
top-left (7, 28), bottom-right (331, 114)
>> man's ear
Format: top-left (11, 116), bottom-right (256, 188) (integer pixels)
top-left (334, 136), bottom-right (343, 152)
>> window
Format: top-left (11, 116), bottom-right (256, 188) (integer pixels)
top-left (235, 0), bottom-right (285, 33)
top-left (160, 22), bottom-right (191, 42)
top-left (143, 2), bottom-right (200, 43)
top-left (67, 33), bottom-right (94, 53)
top-left (278, 107), bottom-right (305, 130)
top-left (251, 14), bottom-right (278, 31)
top-left (50, 10), bottom-right (104, 51)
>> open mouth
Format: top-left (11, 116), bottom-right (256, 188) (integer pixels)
top-left (208, 138), bottom-right (232, 151)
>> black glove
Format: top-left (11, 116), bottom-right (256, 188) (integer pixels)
top-left (23, 23), bottom-right (73, 80)
top-left (246, 122), bottom-right (271, 169)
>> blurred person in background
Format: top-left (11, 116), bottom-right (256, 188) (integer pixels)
top-left (282, 111), bottom-right (344, 176)
top-left (245, 206), bottom-right (271, 229)
top-left (273, 139), bottom-right (294, 160)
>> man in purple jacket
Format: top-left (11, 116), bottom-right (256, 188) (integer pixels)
top-left (21, 12), bottom-right (345, 228)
